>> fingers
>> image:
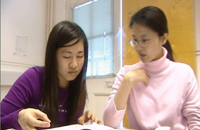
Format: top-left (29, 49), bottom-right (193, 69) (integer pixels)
top-left (18, 108), bottom-right (51, 129)
top-left (78, 116), bottom-right (84, 125)
top-left (144, 71), bottom-right (151, 78)
top-left (97, 120), bottom-right (102, 124)
top-left (86, 111), bottom-right (93, 120)
top-left (86, 111), bottom-right (98, 123)
top-left (78, 111), bottom-right (102, 125)
top-left (28, 116), bottom-right (51, 128)
top-left (132, 68), bottom-right (150, 86)
top-left (34, 109), bottom-right (51, 122)
top-left (28, 109), bottom-right (51, 128)
top-left (144, 72), bottom-right (150, 86)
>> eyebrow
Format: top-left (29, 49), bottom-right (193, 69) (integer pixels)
top-left (132, 34), bottom-right (149, 37)
top-left (62, 51), bottom-right (84, 54)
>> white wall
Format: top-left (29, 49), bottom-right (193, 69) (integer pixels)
top-left (1, 0), bottom-right (47, 68)
top-left (1, 0), bottom-right (49, 100)
top-left (1, 0), bottom-right (48, 86)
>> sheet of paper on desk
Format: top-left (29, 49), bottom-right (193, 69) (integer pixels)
top-left (43, 121), bottom-right (114, 130)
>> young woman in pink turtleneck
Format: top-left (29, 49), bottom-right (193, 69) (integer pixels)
top-left (103, 6), bottom-right (200, 130)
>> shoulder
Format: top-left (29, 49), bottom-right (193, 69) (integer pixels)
top-left (9, 66), bottom-right (44, 99)
top-left (22, 66), bottom-right (44, 79)
top-left (123, 63), bottom-right (140, 72)
top-left (172, 62), bottom-right (193, 72)
top-left (170, 61), bottom-right (195, 79)
top-left (24, 66), bottom-right (44, 75)
top-left (14, 66), bottom-right (45, 86)
top-left (116, 63), bottom-right (140, 76)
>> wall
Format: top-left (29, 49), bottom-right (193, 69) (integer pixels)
top-left (1, 0), bottom-right (48, 99)
top-left (1, 0), bottom-right (47, 70)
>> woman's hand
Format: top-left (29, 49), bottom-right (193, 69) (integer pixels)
top-left (124, 68), bottom-right (150, 86)
top-left (18, 108), bottom-right (51, 130)
top-left (114, 68), bottom-right (150, 110)
top-left (77, 110), bottom-right (101, 125)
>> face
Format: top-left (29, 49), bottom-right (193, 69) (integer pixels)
top-left (131, 23), bottom-right (167, 63)
top-left (56, 39), bottom-right (85, 88)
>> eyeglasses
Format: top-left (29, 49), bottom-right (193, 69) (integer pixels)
top-left (129, 38), bottom-right (154, 47)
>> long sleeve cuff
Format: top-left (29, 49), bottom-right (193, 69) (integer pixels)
top-left (103, 97), bottom-right (125, 128)
top-left (1, 109), bottom-right (22, 130)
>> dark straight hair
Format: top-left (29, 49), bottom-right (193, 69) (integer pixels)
top-left (41, 21), bottom-right (88, 127)
top-left (129, 6), bottom-right (175, 61)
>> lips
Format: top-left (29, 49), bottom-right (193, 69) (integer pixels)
top-left (68, 71), bottom-right (77, 74)
top-left (139, 53), bottom-right (146, 57)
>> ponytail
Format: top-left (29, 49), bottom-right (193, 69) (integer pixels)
top-left (163, 40), bottom-right (175, 61)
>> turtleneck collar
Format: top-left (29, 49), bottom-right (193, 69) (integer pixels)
top-left (138, 47), bottom-right (171, 73)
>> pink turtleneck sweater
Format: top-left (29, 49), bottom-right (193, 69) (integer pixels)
top-left (103, 48), bottom-right (200, 130)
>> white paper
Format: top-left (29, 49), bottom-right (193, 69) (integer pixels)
top-left (43, 120), bottom-right (114, 130)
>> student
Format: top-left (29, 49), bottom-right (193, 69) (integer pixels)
top-left (1, 21), bottom-right (101, 130)
top-left (103, 6), bottom-right (200, 130)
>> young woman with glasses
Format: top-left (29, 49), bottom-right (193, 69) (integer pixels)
top-left (103, 6), bottom-right (200, 130)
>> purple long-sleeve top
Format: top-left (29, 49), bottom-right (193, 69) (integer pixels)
top-left (1, 66), bottom-right (83, 130)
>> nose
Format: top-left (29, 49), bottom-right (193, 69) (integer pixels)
top-left (69, 57), bottom-right (78, 69)
top-left (135, 43), bottom-right (144, 51)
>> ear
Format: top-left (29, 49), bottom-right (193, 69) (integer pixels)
top-left (161, 33), bottom-right (168, 45)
